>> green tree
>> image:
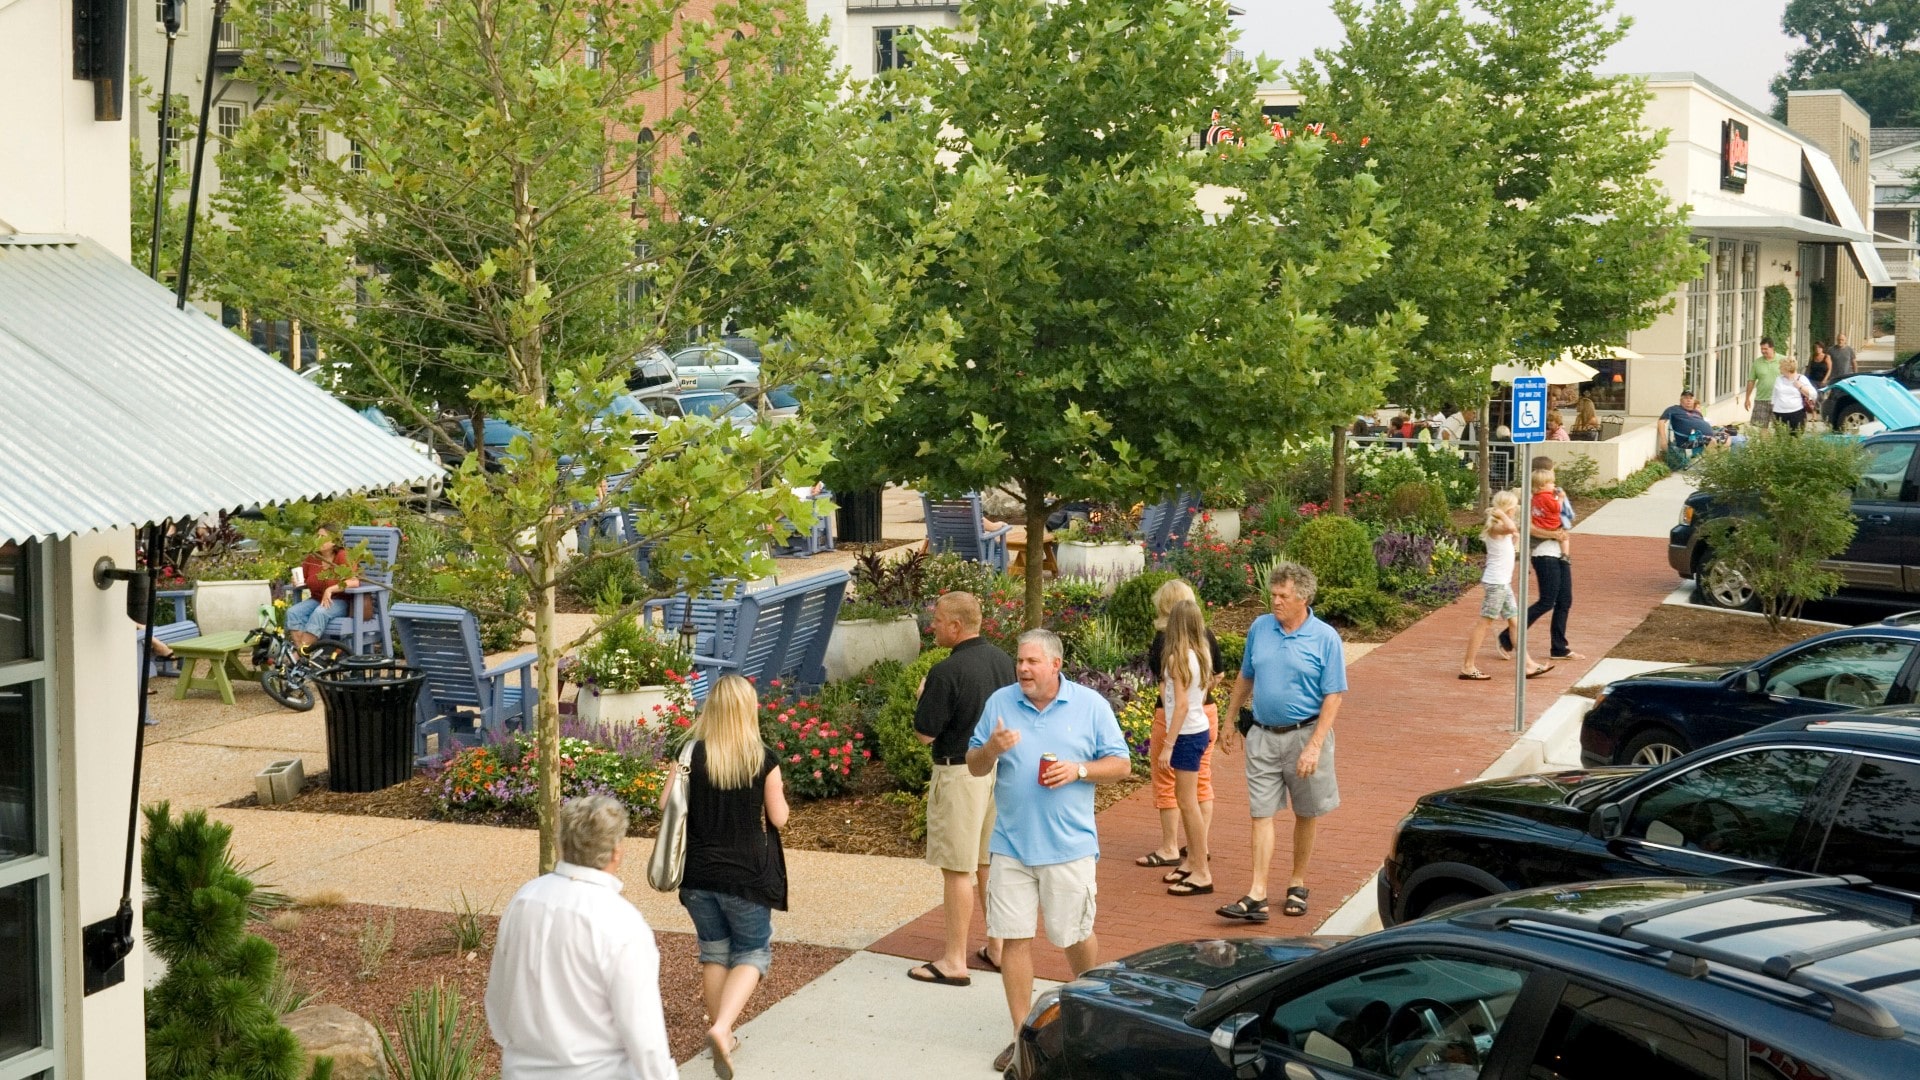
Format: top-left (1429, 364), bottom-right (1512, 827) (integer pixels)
top-left (851, 0), bottom-right (1420, 624)
top-left (143, 803), bottom-right (328, 1080)
top-left (1692, 430), bottom-right (1866, 630)
top-left (238, 0), bottom-right (932, 870)
top-left (1770, 0), bottom-right (1920, 125)
top-left (130, 83), bottom-right (193, 286)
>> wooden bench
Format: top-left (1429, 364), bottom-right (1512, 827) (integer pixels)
top-left (169, 630), bottom-right (256, 705)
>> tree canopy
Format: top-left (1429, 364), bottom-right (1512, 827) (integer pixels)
top-left (1771, 0), bottom-right (1920, 125)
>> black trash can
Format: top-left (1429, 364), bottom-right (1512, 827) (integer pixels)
top-left (836, 487), bottom-right (884, 543)
top-left (314, 657), bottom-right (426, 793)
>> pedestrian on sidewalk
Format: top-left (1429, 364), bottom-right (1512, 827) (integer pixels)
top-left (1216, 562), bottom-right (1345, 923)
top-left (1771, 356), bottom-right (1818, 433)
top-left (666, 674), bottom-right (790, 1080)
top-left (1744, 337), bottom-right (1782, 428)
top-left (967, 629), bottom-right (1132, 1074)
top-left (1134, 578), bottom-right (1222, 883)
top-left (485, 794), bottom-right (676, 1080)
top-left (1501, 457), bottom-right (1583, 662)
top-left (1830, 332), bottom-right (1857, 381)
top-left (906, 591), bottom-right (1015, 988)
top-left (1155, 599), bottom-right (1216, 898)
top-left (1461, 490), bottom-right (1551, 680)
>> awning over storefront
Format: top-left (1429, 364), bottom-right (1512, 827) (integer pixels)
top-left (0, 235), bottom-right (440, 545)
top-left (1803, 148), bottom-right (1896, 287)
top-left (1688, 192), bottom-right (1870, 244)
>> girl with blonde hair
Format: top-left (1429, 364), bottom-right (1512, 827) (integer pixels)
top-left (1461, 491), bottom-right (1549, 680)
top-left (1157, 600), bottom-right (1215, 896)
top-left (1134, 578), bottom-right (1222, 887)
top-left (663, 674), bottom-right (789, 1078)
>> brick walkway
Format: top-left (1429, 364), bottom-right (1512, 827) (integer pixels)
top-left (867, 533), bottom-right (1676, 982)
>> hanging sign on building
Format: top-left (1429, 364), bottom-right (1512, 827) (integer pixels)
top-left (1721, 119), bottom-right (1750, 193)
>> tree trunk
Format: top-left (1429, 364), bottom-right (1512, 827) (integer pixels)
top-left (532, 522), bottom-right (562, 873)
top-left (1477, 393), bottom-right (1493, 511)
top-left (1024, 483), bottom-right (1047, 630)
top-left (1329, 425), bottom-right (1348, 514)
top-left (290, 318), bottom-right (303, 371)
top-left (470, 403), bottom-right (489, 475)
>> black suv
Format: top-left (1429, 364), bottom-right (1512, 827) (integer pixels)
top-left (1016, 877), bottom-right (1920, 1079)
top-left (1379, 715), bottom-right (1920, 926)
top-left (1669, 428), bottom-right (1920, 609)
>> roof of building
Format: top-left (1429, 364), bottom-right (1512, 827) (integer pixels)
top-left (0, 235), bottom-right (439, 545)
top-left (1875, 128), bottom-right (1920, 154)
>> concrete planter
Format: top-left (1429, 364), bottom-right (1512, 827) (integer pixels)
top-left (1056, 541), bottom-right (1145, 591)
top-left (1197, 507), bottom-right (1242, 545)
top-left (824, 614), bottom-right (921, 682)
top-left (193, 579), bottom-right (273, 634)
top-left (577, 685), bottom-right (676, 728)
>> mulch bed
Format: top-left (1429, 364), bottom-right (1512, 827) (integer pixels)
top-left (261, 901), bottom-right (850, 1071)
top-left (229, 757), bottom-right (1148, 861)
top-left (1607, 604), bottom-right (1830, 666)
top-left (1207, 597), bottom-right (1433, 645)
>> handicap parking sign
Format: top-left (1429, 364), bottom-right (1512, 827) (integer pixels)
top-left (1511, 376), bottom-right (1548, 444)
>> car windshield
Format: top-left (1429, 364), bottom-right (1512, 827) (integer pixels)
top-left (601, 394), bottom-right (655, 418)
top-left (765, 387), bottom-right (799, 409)
top-left (681, 395), bottom-right (753, 421)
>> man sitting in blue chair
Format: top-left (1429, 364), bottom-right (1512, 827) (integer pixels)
top-left (1658, 390), bottom-right (1744, 467)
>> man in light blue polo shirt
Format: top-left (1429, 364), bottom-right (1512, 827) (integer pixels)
top-left (1218, 561), bottom-right (1347, 924)
top-left (968, 628), bottom-right (1130, 1073)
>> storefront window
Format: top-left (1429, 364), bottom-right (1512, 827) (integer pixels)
top-left (1683, 240), bottom-right (1710, 398)
top-left (0, 541), bottom-right (30, 664)
top-left (1714, 239), bottom-right (1738, 401)
top-left (1738, 242), bottom-right (1760, 396)
top-left (0, 540), bottom-right (55, 1079)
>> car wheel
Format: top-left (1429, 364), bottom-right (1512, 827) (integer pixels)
top-left (1835, 402), bottom-right (1874, 434)
top-left (1411, 890), bottom-right (1484, 920)
top-left (1695, 554), bottom-right (1758, 611)
top-left (1619, 726), bottom-right (1687, 766)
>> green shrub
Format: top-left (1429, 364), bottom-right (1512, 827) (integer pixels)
top-left (1069, 615), bottom-right (1132, 670)
top-left (563, 549), bottom-right (645, 608)
top-left (1284, 516), bottom-right (1378, 590)
top-left (1555, 454), bottom-right (1600, 498)
top-left (1380, 481), bottom-right (1450, 532)
top-left (1313, 586), bottom-right (1399, 629)
top-left (1216, 631), bottom-right (1246, 674)
top-left (380, 979), bottom-right (488, 1080)
top-left (1242, 498), bottom-right (1302, 565)
top-left (872, 648), bottom-right (950, 794)
top-left (918, 553), bottom-right (1008, 604)
top-left (1277, 439), bottom-right (1335, 505)
top-left (1106, 570), bottom-right (1181, 652)
top-left (1589, 459), bottom-right (1671, 500)
top-left (1355, 447), bottom-right (1428, 497)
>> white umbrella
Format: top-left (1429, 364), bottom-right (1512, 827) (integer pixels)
top-left (1490, 352), bottom-right (1602, 385)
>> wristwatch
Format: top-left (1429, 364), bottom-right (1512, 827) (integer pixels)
top-left (1076, 763), bottom-right (1088, 782)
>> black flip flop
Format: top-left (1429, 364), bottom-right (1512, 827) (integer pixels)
top-left (1163, 868), bottom-right (1191, 884)
top-left (976, 945), bottom-right (1000, 972)
top-left (907, 962), bottom-right (971, 987)
top-left (1217, 895), bottom-right (1270, 922)
top-left (1134, 847), bottom-right (1186, 867)
top-left (1168, 880), bottom-right (1215, 897)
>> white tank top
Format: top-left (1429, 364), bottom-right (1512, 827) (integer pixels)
top-left (1161, 650), bottom-right (1210, 736)
top-left (1482, 532), bottom-right (1516, 585)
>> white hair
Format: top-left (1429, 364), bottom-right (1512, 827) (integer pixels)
top-left (1016, 628), bottom-right (1064, 662)
top-left (558, 795), bottom-right (629, 869)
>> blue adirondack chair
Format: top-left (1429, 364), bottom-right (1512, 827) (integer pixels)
top-left (289, 525), bottom-right (401, 655)
top-left (618, 513), bottom-right (660, 580)
top-left (690, 570), bottom-right (847, 693)
top-left (774, 490), bottom-right (836, 557)
top-left (921, 493), bottom-right (1011, 572)
top-left (1138, 495), bottom-right (1179, 557)
top-left (390, 603), bottom-right (537, 763)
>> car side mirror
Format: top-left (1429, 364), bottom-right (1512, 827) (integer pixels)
top-left (1742, 670), bottom-right (1763, 695)
top-left (1588, 803), bottom-right (1624, 841)
top-left (1210, 1012), bottom-right (1268, 1079)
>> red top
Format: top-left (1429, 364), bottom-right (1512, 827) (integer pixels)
top-left (301, 549), bottom-right (351, 597)
top-left (1530, 489), bottom-right (1562, 533)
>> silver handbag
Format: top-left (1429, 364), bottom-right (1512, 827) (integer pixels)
top-left (647, 741), bottom-right (697, 892)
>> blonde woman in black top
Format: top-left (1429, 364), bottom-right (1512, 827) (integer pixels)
top-left (663, 674), bottom-right (789, 1079)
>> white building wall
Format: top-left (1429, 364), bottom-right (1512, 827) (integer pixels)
top-left (0, 0), bottom-right (132, 257)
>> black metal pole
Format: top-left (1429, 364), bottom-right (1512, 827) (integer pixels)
top-left (147, 0), bottom-right (181, 281)
top-left (175, 0), bottom-right (230, 310)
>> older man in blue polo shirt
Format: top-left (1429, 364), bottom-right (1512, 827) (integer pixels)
top-left (1218, 561), bottom-right (1347, 923)
top-left (968, 628), bottom-right (1131, 1074)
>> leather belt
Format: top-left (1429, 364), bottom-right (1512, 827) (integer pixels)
top-left (1258, 714), bottom-right (1320, 735)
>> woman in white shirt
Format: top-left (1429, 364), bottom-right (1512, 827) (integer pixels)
top-left (1158, 599), bottom-right (1214, 897)
top-left (1770, 356), bottom-right (1818, 433)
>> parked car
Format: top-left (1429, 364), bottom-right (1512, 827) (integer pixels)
top-left (1824, 351), bottom-right (1920, 433)
top-left (1580, 616), bottom-right (1920, 765)
top-left (668, 343), bottom-right (759, 390)
top-left (1018, 874), bottom-right (1920, 1080)
top-left (1669, 427), bottom-right (1920, 610)
top-left (626, 348), bottom-right (678, 395)
top-left (638, 389), bottom-right (758, 434)
top-left (734, 383), bottom-right (801, 424)
top-left (1377, 713), bottom-right (1920, 927)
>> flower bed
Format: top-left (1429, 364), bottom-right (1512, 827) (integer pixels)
top-left (758, 690), bottom-right (870, 800)
top-left (435, 721), bottom-right (672, 819)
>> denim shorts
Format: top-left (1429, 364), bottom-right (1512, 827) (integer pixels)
top-left (679, 888), bottom-right (773, 973)
top-left (285, 597), bottom-right (347, 637)
top-left (1169, 729), bottom-right (1210, 773)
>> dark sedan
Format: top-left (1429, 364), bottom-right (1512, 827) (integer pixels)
top-left (1016, 877), bottom-right (1920, 1080)
top-left (1579, 618), bottom-right (1920, 766)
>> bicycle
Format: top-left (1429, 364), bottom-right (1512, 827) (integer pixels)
top-left (248, 605), bottom-right (350, 711)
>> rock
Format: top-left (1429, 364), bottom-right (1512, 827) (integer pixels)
top-left (285, 1004), bottom-right (386, 1080)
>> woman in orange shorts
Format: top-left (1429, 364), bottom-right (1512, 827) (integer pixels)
top-left (1134, 578), bottom-right (1222, 885)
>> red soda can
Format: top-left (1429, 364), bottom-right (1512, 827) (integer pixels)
top-left (1039, 753), bottom-right (1058, 784)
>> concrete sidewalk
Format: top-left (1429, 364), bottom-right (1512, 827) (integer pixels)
top-left (1574, 471), bottom-right (1694, 538)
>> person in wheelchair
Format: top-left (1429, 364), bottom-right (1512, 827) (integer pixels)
top-left (1658, 390), bottom-right (1745, 466)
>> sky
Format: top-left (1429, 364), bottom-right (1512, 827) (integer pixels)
top-left (1235, 0), bottom-right (1799, 114)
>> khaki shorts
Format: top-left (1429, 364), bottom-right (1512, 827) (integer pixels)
top-left (924, 764), bottom-right (994, 873)
top-left (986, 853), bottom-right (1097, 948)
top-left (1244, 724), bottom-right (1339, 819)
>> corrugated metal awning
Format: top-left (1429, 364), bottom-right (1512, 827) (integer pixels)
top-left (1804, 148), bottom-right (1896, 287)
top-left (0, 236), bottom-right (441, 545)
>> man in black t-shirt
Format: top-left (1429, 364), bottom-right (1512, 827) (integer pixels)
top-left (906, 591), bottom-right (1017, 987)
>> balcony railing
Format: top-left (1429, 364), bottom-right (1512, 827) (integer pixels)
top-left (845, 0), bottom-right (961, 10)
top-left (214, 22), bottom-right (350, 68)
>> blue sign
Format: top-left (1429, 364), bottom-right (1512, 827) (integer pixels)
top-left (1511, 376), bottom-right (1548, 444)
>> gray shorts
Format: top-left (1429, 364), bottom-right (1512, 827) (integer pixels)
top-left (1750, 400), bottom-right (1773, 427)
top-left (1244, 723), bottom-right (1338, 819)
top-left (1479, 582), bottom-right (1517, 621)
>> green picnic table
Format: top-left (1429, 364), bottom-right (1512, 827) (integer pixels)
top-left (170, 630), bottom-right (255, 705)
